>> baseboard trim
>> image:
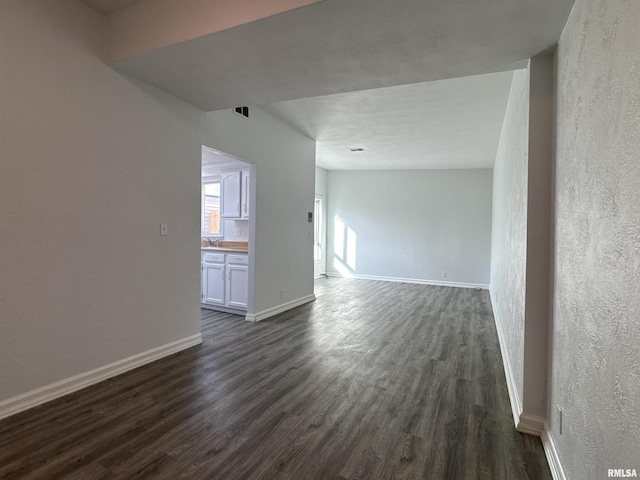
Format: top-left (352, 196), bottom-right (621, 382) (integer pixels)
top-left (0, 333), bottom-right (203, 421)
top-left (490, 291), bottom-right (524, 429)
top-left (542, 428), bottom-right (568, 480)
top-left (245, 294), bottom-right (316, 322)
top-left (326, 272), bottom-right (489, 290)
top-left (201, 303), bottom-right (247, 316)
top-left (517, 413), bottom-right (545, 436)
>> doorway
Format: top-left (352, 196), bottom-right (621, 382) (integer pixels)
top-left (313, 195), bottom-right (326, 278)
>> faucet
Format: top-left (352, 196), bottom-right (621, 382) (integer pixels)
top-left (201, 237), bottom-right (210, 247)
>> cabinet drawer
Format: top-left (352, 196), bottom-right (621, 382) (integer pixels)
top-left (203, 253), bottom-right (225, 264)
top-left (227, 254), bottom-right (248, 265)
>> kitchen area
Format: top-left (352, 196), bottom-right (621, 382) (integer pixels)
top-left (200, 146), bottom-right (253, 316)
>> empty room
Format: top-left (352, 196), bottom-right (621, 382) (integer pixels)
top-left (1, 1), bottom-right (638, 480)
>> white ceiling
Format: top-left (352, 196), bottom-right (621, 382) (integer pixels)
top-left (110, 0), bottom-right (572, 111)
top-left (81, 0), bottom-right (573, 170)
top-left (262, 71), bottom-right (515, 170)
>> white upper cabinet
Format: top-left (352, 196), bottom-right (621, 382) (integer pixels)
top-left (221, 170), bottom-right (241, 218)
top-left (241, 169), bottom-right (250, 219)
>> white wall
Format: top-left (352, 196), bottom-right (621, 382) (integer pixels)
top-left (490, 57), bottom-right (555, 435)
top-left (522, 54), bottom-right (553, 424)
top-left (0, 0), bottom-right (202, 410)
top-left (489, 68), bottom-right (529, 424)
top-left (222, 219), bottom-right (249, 242)
top-left (550, 0), bottom-right (640, 477)
top-left (315, 167), bottom-right (328, 197)
top-left (198, 108), bottom-right (316, 319)
top-left (0, 0), bottom-right (315, 417)
top-left (326, 169), bottom-right (493, 287)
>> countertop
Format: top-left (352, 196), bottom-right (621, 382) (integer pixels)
top-left (201, 241), bottom-right (249, 254)
top-left (201, 247), bottom-right (249, 254)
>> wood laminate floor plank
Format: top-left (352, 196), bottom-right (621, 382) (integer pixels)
top-left (0, 278), bottom-right (552, 480)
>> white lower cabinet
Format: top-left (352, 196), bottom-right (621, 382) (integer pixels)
top-left (201, 253), bottom-right (225, 305)
top-left (201, 252), bottom-right (248, 312)
top-left (202, 262), bottom-right (225, 305)
top-left (226, 254), bottom-right (248, 309)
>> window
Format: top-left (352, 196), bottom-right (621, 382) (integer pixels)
top-left (202, 179), bottom-right (222, 236)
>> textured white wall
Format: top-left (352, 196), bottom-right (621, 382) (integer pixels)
top-left (0, 0), bottom-right (315, 411)
top-left (551, 0), bottom-right (640, 477)
top-left (490, 68), bottom-right (529, 410)
top-left (326, 169), bottom-right (493, 286)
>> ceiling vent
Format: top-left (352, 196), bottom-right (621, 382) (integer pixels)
top-left (234, 106), bottom-right (249, 118)
top-left (349, 147), bottom-right (365, 152)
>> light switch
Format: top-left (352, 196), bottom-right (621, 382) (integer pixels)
top-left (160, 222), bottom-right (168, 236)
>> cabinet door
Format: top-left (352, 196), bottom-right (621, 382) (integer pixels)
top-left (221, 171), bottom-right (240, 218)
top-left (202, 263), bottom-right (225, 305)
top-left (241, 169), bottom-right (250, 219)
top-left (226, 265), bottom-right (248, 309)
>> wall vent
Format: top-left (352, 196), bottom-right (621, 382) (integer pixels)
top-left (234, 106), bottom-right (249, 118)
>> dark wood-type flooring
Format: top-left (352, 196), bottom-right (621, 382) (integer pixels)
top-left (0, 278), bottom-right (552, 479)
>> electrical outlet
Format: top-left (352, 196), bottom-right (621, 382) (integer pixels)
top-left (558, 405), bottom-right (563, 434)
top-left (160, 222), bottom-right (168, 236)
top-left (441, 271), bottom-right (447, 279)
top-left (280, 289), bottom-right (285, 299)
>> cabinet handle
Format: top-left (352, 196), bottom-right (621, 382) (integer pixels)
top-left (236, 203), bottom-right (239, 213)
top-left (228, 272), bottom-right (231, 280)
top-left (243, 203), bottom-right (247, 214)
top-left (220, 270), bottom-right (224, 280)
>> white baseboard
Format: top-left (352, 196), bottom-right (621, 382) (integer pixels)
top-left (326, 272), bottom-right (489, 290)
top-left (0, 333), bottom-right (203, 421)
top-left (490, 293), bottom-right (547, 437)
top-left (201, 303), bottom-right (247, 316)
top-left (542, 428), bottom-right (567, 480)
top-left (517, 413), bottom-right (545, 436)
top-left (490, 291), bottom-right (524, 429)
top-left (490, 291), bottom-right (546, 436)
top-left (245, 294), bottom-right (316, 322)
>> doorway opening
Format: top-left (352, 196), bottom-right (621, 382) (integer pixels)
top-left (200, 145), bottom-right (256, 321)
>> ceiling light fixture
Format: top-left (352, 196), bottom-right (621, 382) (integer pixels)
top-left (349, 148), bottom-right (365, 152)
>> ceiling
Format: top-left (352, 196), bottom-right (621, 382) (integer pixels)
top-left (81, 0), bottom-right (574, 170)
top-left (262, 71), bottom-right (515, 170)
top-left (109, 0), bottom-right (572, 110)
